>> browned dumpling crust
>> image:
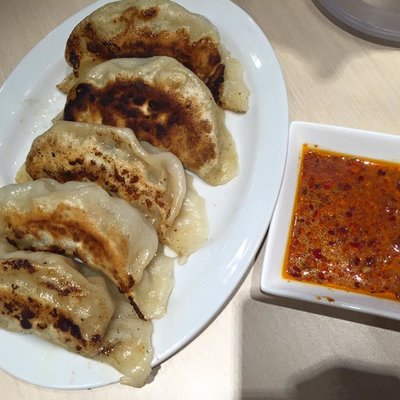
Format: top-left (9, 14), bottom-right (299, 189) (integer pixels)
top-left (0, 241), bottom-right (115, 357)
top-left (63, 57), bottom-right (238, 186)
top-left (0, 241), bottom-right (160, 387)
top-left (0, 179), bottom-right (158, 303)
top-left (25, 121), bottom-right (186, 237)
top-left (64, 0), bottom-right (249, 112)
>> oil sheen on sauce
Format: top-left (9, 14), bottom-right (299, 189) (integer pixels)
top-left (284, 145), bottom-right (400, 301)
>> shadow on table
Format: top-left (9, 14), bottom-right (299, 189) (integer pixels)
top-left (240, 361), bottom-right (400, 400)
top-left (250, 240), bottom-right (400, 333)
top-left (240, 292), bottom-right (400, 398)
top-left (239, 241), bottom-right (400, 399)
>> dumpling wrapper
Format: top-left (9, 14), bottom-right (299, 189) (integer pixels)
top-left (25, 121), bottom-right (186, 237)
top-left (0, 240), bottom-right (115, 357)
top-left (0, 240), bottom-right (157, 387)
top-left (63, 56), bottom-right (238, 186)
top-left (80, 246), bottom-right (174, 386)
top-left (131, 246), bottom-right (174, 320)
top-left (62, 0), bottom-right (249, 112)
top-left (0, 179), bottom-right (158, 305)
top-left (162, 174), bottom-right (208, 260)
top-left (138, 142), bottom-right (208, 258)
top-left (95, 282), bottom-right (153, 387)
top-left (81, 244), bottom-right (175, 321)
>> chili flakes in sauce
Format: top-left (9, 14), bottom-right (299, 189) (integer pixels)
top-left (284, 146), bottom-right (400, 300)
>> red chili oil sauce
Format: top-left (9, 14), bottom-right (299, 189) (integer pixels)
top-left (284, 145), bottom-right (400, 301)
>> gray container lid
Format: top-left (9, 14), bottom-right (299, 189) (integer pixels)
top-left (313, 0), bottom-right (400, 47)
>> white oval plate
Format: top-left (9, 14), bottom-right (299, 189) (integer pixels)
top-left (0, 0), bottom-right (288, 389)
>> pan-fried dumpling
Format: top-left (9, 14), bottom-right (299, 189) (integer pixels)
top-left (25, 121), bottom-right (186, 236)
top-left (95, 282), bottom-right (153, 387)
top-left (138, 142), bottom-right (208, 258)
top-left (80, 247), bottom-right (173, 386)
top-left (62, 0), bottom-right (249, 112)
top-left (131, 246), bottom-right (174, 320)
top-left (24, 121), bottom-right (208, 257)
top-left (0, 240), bottom-right (115, 357)
top-left (0, 240), bottom-right (155, 387)
top-left (63, 56), bottom-right (238, 185)
top-left (0, 179), bottom-right (158, 303)
top-left (162, 174), bottom-right (208, 259)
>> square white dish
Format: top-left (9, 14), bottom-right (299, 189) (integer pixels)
top-left (261, 121), bottom-right (400, 320)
